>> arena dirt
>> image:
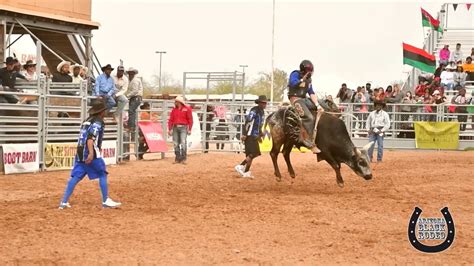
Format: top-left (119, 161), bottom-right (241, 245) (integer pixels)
top-left (0, 151), bottom-right (473, 264)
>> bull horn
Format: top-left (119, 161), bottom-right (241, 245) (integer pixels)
top-left (362, 141), bottom-right (375, 151)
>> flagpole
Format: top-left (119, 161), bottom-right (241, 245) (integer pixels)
top-left (270, 0), bottom-right (275, 104)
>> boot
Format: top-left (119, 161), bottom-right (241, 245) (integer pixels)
top-left (301, 117), bottom-right (321, 154)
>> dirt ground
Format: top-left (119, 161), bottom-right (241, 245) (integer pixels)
top-left (0, 150), bottom-right (473, 265)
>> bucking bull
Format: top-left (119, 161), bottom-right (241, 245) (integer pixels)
top-left (266, 99), bottom-right (373, 187)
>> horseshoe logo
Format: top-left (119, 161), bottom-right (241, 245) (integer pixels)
top-left (408, 207), bottom-right (455, 253)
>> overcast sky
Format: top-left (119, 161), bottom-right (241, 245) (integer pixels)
top-left (13, 0), bottom-right (474, 97)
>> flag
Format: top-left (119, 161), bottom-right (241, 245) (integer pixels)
top-left (421, 7), bottom-right (443, 33)
top-left (467, 4), bottom-right (472, 11)
top-left (453, 4), bottom-right (458, 11)
top-left (403, 43), bottom-right (436, 73)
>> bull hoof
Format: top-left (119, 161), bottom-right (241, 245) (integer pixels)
top-left (289, 172), bottom-right (296, 178)
top-left (337, 181), bottom-right (344, 188)
top-left (276, 177), bottom-right (282, 182)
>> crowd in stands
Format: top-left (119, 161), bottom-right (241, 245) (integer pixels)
top-left (333, 44), bottom-right (474, 132)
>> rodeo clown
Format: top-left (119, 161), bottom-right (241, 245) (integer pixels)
top-left (59, 99), bottom-right (121, 209)
top-left (287, 60), bottom-right (321, 153)
top-left (234, 95), bottom-right (268, 178)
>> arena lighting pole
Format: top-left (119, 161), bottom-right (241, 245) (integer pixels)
top-left (270, 0), bottom-right (275, 104)
top-left (239, 64), bottom-right (248, 101)
top-left (155, 51), bottom-right (167, 91)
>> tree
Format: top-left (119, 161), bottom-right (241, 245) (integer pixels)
top-left (143, 72), bottom-right (183, 96)
top-left (246, 68), bottom-right (288, 101)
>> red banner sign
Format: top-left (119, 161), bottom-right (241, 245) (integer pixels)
top-left (138, 121), bottom-right (168, 152)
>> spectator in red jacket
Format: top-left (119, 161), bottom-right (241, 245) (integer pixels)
top-left (168, 96), bottom-right (193, 164)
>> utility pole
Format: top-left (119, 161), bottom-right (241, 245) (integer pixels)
top-left (155, 51), bottom-right (167, 91)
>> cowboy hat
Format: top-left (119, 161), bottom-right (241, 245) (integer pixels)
top-left (101, 64), bottom-right (114, 71)
top-left (432, 90), bottom-right (440, 96)
top-left (56, 61), bottom-right (71, 72)
top-left (88, 100), bottom-right (108, 115)
top-left (71, 63), bottom-right (83, 70)
top-left (175, 96), bottom-right (186, 105)
top-left (126, 67), bottom-right (138, 74)
top-left (4, 57), bottom-right (18, 65)
top-left (23, 60), bottom-right (36, 69)
top-left (255, 95), bottom-right (268, 104)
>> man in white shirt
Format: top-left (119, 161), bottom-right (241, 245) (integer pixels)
top-left (366, 100), bottom-right (391, 162)
top-left (440, 65), bottom-right (455, 90)
top-left (112, 66), bottom-right (129, 122)
top-left (71, 64), bottom-right (84, 84)
top-left (125, 67), bottom-right (143, 131)
top-left (450, 43), bottom-right (463, 64)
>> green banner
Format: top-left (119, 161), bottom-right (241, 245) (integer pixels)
top-left (414, 122), bottom-right (459, 149)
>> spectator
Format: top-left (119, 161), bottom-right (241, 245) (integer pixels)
top-left (22, 60), bottom-right (37, 81)
top-left (440, 65), bottom-right (455, 90)
top-left (452, 88), bottom-right (469, 131)
top-left (364, 83), bottom-right (372, 104)
top-left (387, 84), bottom-right (403, 103)
top-left (423, 90), bottom-right (435, 121)
top-left (366, 100), bottom-right (390, 163)
top-left (111, 66), bottom-right (129, 123)
top-left (80, 67), bottom-right (88, 79)
top-left (52, 61), bottom-right (73, 82)
top-left (439, 45), bottom-right (450, 65)
top-left (353, 86), bottom-right (367, 128)
top-left (471, 47), bottom-right (474, 58)
top-left (167, 96), bottom-right (193, 164)
top-left (415, 78), bottom-right (429, 97)
top-left (336, 83), bottom-right (352, 103)
top-left (215, 119), bottom-right (229, 150)
top-left (200, 105), bottom-right (215, 153)
top-left (0, 57), bottom-right (22, 103)
top-left (453, 66), bottom-right (467, 88)
top-left (71, 64), bottom-right (84, 84)
top-left (434, 63), bottom-right (445, 78)
top-left (462, 57), bottom-right (474, 81)
top-left (126, 67), bottom-right (143, 132)
top-left (94, 64), bottom-right (116, 111)
top-left (430, 90), bottom-right (447, 119)
top-left (450, 43), bottom-right (463, 64)
top-left (384, 85), bottom-right (393, 99)
top-left (401, 91), bottom-right (416, 122)
top-left (376, 87), bottom-right (386, 102)
top-left (426, 77), bottom-right (444, 95)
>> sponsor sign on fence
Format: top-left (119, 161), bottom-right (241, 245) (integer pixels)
top-left (2, 143), bottom-right (39, 174)
top-left (44, 141), bottom-right (117, 170)
top-left (138, 121), bottom-right (168, 152)
top-left (414, 122), bottom-right (459, 149)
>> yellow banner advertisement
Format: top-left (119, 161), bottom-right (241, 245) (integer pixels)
top-left (414, 122), bottom-right (459, 150)
top-left (259, 126), bottom-right (308, 153)
top-left (44, 141), bottom-right (117, 170)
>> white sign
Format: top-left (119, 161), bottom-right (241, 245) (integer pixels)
top-left (2, 143), bottom-right (40, 174)
top-left (101, 140), bottom-right (117, 165)
top-left (187, 112), bottom-right (203, 151)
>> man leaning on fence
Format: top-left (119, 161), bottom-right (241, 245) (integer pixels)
top-left (366, 100), bottom-right (390, 163)
top-left (94, 64), bottom-right (116, 112)
top-left (112, 66), bottom-right (129, 122)
top-left (125, 67), bottom-right (143, 132)
top-left (0, 57), bottom-right (24, 104)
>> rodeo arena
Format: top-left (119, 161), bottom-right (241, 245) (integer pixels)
top-left (0, 1), bottom-right (473, 264)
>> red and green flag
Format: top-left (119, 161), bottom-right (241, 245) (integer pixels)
top-left (403, 43), bottom-right (436, 73)
top-left (421, 7), bottom-right (443, 33)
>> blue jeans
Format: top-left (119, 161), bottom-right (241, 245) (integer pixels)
top-left (128, 96), bottom-right (142, 128)
top-left (115, 95), bottom-right (128, 116)
top-left (103, 95), bottom-right (116, 111)
top-left (368, 133), bottom-right (384, 162)
top-left (173, 125), bottom-right (188, 162)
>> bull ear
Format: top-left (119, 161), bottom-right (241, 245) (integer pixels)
top-left (362, 142), bottom-right (375, 152)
